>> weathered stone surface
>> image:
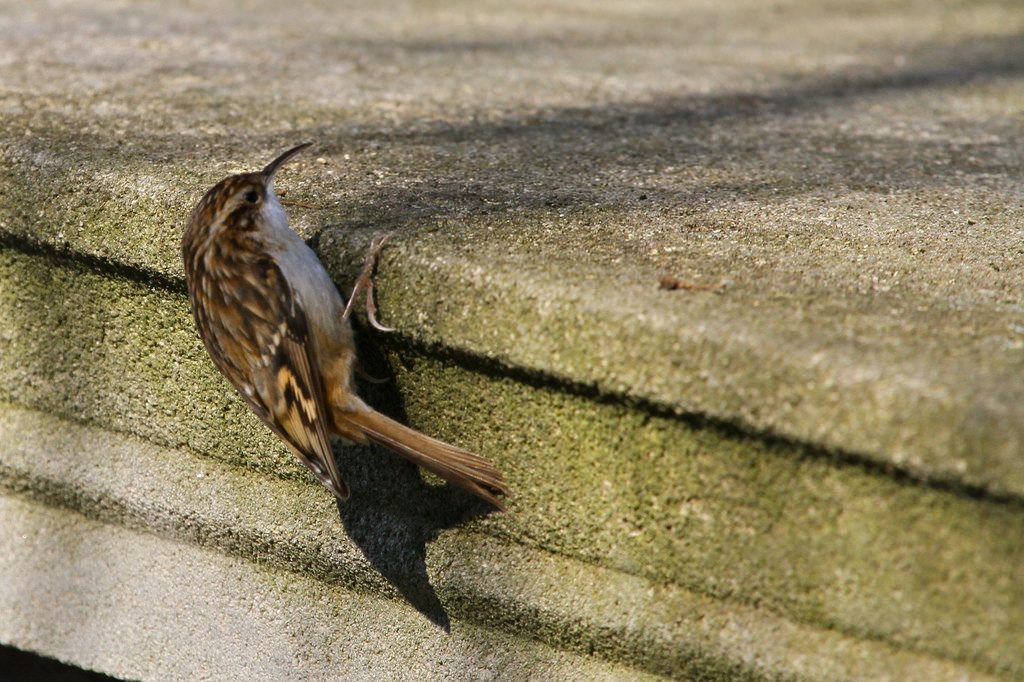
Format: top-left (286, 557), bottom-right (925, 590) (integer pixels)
top-left (0, 500), bottom-right (664, 682)
top-left (0, 405), bottom-right (1002, 681)
top-left (3, 0), bottom-right (1024, 496)
top-left (2, 245), bottom-right (1023, 676)
top-left (1, 0), bottom-right (1022, 678)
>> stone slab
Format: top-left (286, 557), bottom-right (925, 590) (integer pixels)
top-left (1, 0), bottom-right (1023, 497)
top-left (0, 404), bottom-right (1002, 681)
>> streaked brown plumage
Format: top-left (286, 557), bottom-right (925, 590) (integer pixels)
top-left (181, 144), bottom-right (508, 509)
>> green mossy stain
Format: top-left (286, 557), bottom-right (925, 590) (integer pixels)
top-left (377, 345), bottom-right (1024, 676)
top-left (0, 248), bottom-right (298, 478)
top-left (2, 245), bottom-right (1022, 677)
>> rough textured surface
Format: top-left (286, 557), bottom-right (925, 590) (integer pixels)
top-left (1, 249), bottom-right (1023, 676)
top-left (2, 0), bottom-right (1024, 496)
top-left (0, 495), bottom-right (665, 682)
top-left (1, 0), bottom-right (1023, 679)
top-left (0, 405), bottom-right (1002, 682)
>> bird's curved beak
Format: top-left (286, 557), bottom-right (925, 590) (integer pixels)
top-left (262, 142), bottom-right (313, 183)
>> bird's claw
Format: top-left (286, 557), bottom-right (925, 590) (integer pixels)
top-left (343, 232), bottom-right (396, 332)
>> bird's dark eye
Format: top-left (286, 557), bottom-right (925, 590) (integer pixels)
top-left (243, 190), bottom-right (259, 203)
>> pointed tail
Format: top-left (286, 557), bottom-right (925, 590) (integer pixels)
top-left (338, 408), bottom-right (508, 510)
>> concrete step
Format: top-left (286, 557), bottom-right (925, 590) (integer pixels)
top-left (1, 243), bottom-right (1021, 677)
top-left (0, 404), bottom-right (1000, 681)
top-left (1, 0), bottom-right (1023, 678)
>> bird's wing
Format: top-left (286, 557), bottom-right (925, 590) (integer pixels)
top-left (195, 255), bottom-right (348, 500)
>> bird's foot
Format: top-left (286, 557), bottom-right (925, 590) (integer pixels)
top-left (342, 232), bottom-right (396, 332)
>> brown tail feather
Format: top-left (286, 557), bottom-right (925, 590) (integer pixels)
top-left (339, 408), bottom-right (508, 510)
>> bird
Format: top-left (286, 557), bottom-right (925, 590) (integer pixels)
top-left (181, 143), bottom-right (508, 509)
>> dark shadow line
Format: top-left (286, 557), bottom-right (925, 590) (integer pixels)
top-left (0, 231), bottom-right (187, 296)
top-left (375, 331), bottom-right (1024, 510)
top-left (0, 643), bottom-right (121, 681)
top-left (335, 34), bottom-right (1024, 147)
top-left (5, 229), bottom-right (1020, 509)
top-left (4, 229), bottom-right (1021, 508)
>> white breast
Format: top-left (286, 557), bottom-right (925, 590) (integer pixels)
top-left (259, 194), bottom-right (349, 344)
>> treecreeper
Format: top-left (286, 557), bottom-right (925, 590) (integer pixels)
top-left (181, 143), bottom-right (508, 509)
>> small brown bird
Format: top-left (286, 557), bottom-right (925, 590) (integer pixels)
top-left (181, 143), bottom-right (507, 509)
